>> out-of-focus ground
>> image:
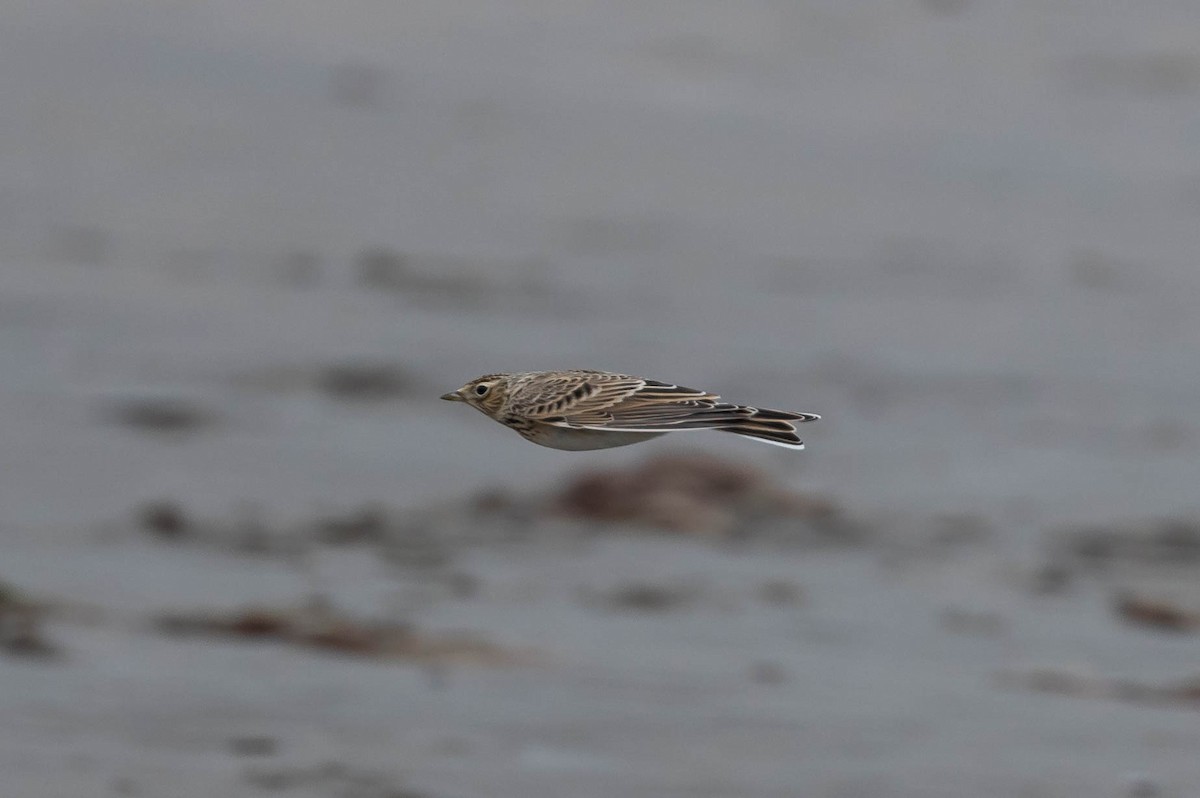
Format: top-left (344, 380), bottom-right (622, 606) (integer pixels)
top-left (3, 2), bottom-right (1200, 796)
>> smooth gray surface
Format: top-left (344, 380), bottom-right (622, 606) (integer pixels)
top-left (2, 2), bottom-right (1200, 796)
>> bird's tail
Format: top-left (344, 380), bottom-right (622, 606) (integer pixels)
top-left (566, 403), bottom-right (819, 449)
top-left (718, 407), bottom-right (820, 450)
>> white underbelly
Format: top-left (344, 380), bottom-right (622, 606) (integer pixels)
top-left (522, 426), bottom-right (665, 451)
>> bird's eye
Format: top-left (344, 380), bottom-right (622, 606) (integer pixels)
top-left (474, 384), bottom-right (490, 396)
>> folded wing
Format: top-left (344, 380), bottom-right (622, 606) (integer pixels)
top-left (509, 371), bottom-right (818, 450)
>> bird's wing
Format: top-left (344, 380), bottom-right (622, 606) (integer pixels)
top-left (509, 371), bottom-right (719, 425)
top-left (564, 400), bottom-right (797, 432)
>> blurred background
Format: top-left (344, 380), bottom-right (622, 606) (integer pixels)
top-left (3, 2), bottom-right (1200, 796)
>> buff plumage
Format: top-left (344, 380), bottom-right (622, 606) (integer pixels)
top-left (440, 369), bottom-right (819, 451)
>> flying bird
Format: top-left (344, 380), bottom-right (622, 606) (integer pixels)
top-left (441, 369), bottom-right (819, 451)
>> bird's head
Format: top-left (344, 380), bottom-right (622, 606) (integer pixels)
top-left (441, 373), bottom-right (510, 416)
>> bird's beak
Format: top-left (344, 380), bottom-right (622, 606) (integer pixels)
top-left (440, 391), bottom-right (464, 402)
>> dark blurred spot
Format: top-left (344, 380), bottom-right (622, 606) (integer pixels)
top-left (1027, 562), bottom-right (1072, 596)
top-left (592, 581), bottom-right (700, 613)
top-left (101, 395), bottom-right (216, 435)
top-left (156, 602), bottom-right (530, 664)
top-left (228, 736), bottom-right (278, 758)
top-left (999, 667), bottom-right (1200, 709)
top-left (355, 247), bottom-right (411, 289)
top-left (0, 580), bottom-right (58, 659)
top-left (317, 363), bottom-right (411, 401)
top-left (555, 452), bottom-right (857, 541)
top-left (353, 248), bottom-right (484, 299)
top-left (243, 761), bottom-right (432, 796)
top-left (1056, 517), bottom-right (1200, 566)
top-left (1114, 593), bottom-right (1200, 633)
top-left (997, 667), bottom-right (1095, 698)
top-left (314, 503), bottom-right (389, 544)
top-left (136, 500), bottom-right (191, 540)
top-left (472, 488), bottom-right (517, 515)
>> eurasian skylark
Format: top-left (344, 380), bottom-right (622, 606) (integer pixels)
top-left (440, 369), bottom-right (819, 451)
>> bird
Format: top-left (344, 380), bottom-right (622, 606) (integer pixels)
top-left (440, 369), bottom-right (819, 451)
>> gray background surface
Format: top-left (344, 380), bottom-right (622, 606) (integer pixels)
top-left (2, 3), bottom-right (1199, 796)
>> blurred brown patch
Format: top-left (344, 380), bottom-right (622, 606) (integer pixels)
top-left (1055, 517), bottom-right (1200, 567)
top-left (0, 580), bottom-right (59, 659)
top-left (999, 668), bottom-right (1200, 711)
top-left (589, 581), bottom-right (702, 613)
top-left (244, 761), bottom-right (432, 797)
top-left (1114, 593), bottom-right (1200, 633)
top-left (554, 452), bottom-right (854, 540)
top-left (313, 503), bottom-right (389, 544)
top-left (155, 603), bottom-right (533, 665)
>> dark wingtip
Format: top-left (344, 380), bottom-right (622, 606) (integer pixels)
top-left (751, 407), bottom-right (821, 423)
top-left (721, 422), bottom-right (807, 449)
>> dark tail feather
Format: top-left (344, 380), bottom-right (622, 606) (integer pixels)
top-left (721, 423), bottom-right (805, 449)
top-left (719, 405), bottom-right (818, 450)
top-left (744, 407), bottom-right (821, 424)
